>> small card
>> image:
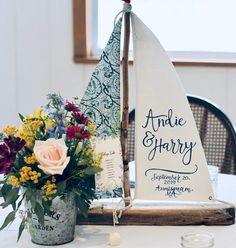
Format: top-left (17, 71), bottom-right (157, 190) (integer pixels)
top-left (93, 136), bottom-right (123, 198)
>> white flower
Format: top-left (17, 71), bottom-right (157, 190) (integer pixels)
top-left (33, 138), bottom-right (70, 175)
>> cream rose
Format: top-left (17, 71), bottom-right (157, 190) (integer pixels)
top-left (33, 138), bottom-right (70, 175)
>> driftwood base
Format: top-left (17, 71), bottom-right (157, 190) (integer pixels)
top-left (77, 200), bottom-right (235, 226)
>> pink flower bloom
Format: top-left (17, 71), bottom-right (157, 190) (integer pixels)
top-left (72, 112), bottom-right (88, 125)
top-left (66, 126), bottom-right (91, 140)
top-left (65, 101), bottom-right (79, 112)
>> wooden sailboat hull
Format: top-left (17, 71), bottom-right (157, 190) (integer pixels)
top-left (78, 5), bottom-right (235, 226)
top-left (77, 201), bottom-right (235, 225)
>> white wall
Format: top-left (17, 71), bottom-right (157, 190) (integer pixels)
top-left (1, 0), bottom-right (236, 129)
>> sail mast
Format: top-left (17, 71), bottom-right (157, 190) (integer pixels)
top-left (121, 0), bottom-right (131, 200)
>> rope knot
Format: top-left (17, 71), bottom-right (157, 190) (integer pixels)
top-left (113, 2), bottom-right (132, 26)
top-left (112, 196), bottom-right (132, 224)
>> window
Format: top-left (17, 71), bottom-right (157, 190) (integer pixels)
top-left (73, 0), bottom-right (236, 64)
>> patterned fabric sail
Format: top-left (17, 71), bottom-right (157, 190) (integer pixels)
top-left (80, 18), bottom-right (122, 138)
top-left (80, 18), bottom-right (123, 198)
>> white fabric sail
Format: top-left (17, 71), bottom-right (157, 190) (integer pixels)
top-left (132, 13), bottom-right (213, 202)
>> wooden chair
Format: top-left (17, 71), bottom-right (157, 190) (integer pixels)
top-left (127, 95), bottom-right (236, 174)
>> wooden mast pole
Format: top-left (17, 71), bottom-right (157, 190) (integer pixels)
top-left (121, 0), bottom-right (131, 201)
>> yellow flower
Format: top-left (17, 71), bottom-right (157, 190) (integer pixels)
top-left (15, 108), bottom-right (55, 149)
top-left (15, 125), bottom-right (35, 149)
top-left (52, 176), bottom-right (56, 183)
top-left (24, 153), bottom-right (37, 164)
top-left (21, 166), bottom-right (32, 172)
top-left (41, 179), bottom-right (57, 200)
top-left (85, 148), bottom-right (94, 156)
top-left (45, 118), bottom-right (55, 130)
top-left (88, 121), bottom-right (96, 134)
top-left (18, 166), bottom-right (41, 184)
top-left (2, 125), bottom-right (17, 136)
top-left (30, 108), bottom-right (55, 129)
top-left (91, 153), bottom-right (103, 167)
top-left (31, 120), bottom-right (42, 129)
top-left (28, 108), bottom-right (44, 119)
top-left (9, 176), bottom-right (21, 187)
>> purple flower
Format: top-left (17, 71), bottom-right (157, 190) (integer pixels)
top-left (4, 137), bottom-right (25, 153)
top-left (0, 144), bottom-right (12, 174)
top-left (44, 93), bottom-right (67, 138)
top-left (0, 137), bottom-right (25, 174)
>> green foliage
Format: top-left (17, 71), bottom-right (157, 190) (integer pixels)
top-left (74, 193), bottom-right (89, 217)
top-left (0, 187), bottom-right (20, 209)
top-left (18, 113), bottom-right (25, 122)
top-left (35, 202), bottom-right (44, 226)
top-left (17, 217), bottom-right (27, 242)
top-left (1, 184), bottom-right (13, 200)
top-left (83, 166), bottom-right (102, 175)
top-left (56, 181), bottom-right (67, 195)
top-left (42, 199), bottom-right (52, 216)
top-left (0, 211), bottom-right (15, 230)
top-left (16, 194), bottom-right (25, 211)
top-left (25, 188), bottom-right (37, 208)
top-left (0, 179), bottom-right (6, 185)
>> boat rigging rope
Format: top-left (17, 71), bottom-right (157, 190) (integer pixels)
top-left (113, 2), bottom-right (132, 26)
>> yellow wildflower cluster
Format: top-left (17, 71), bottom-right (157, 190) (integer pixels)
top-left (88, 121), bottom-right (96, 134)
top-left (19, 166), bottom-right (41, 184)
top-left (85, 148), bottom-right (94, 156)
top-left (2, 125), bottom-right (17, 136)
top-left (15, 108), bottom-right (55, 149)
top-left (9, 166), bottom-right (41, 187)
top-left (24, 153), bottom-right (37, 164)
top-left (32, 108), bottom-right (55, 130)
top-left (9, 176), bottom-right (21, 187)
top-left (15, 124), bottom-right (34, 148)
top-left (30, 120), bottom-right (42, 129)
top-left (41, 177), bottom-right (57, 201)
top-left (91, 153), bottom-right (103, 167)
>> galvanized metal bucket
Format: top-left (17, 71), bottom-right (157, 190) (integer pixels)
top-left (25, 192), bottom-right (77, 246)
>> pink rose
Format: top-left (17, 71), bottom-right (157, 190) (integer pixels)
top-left (33, 138), bottom-right (70, 175)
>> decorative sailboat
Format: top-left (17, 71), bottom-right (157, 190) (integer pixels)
top-left (78, 0), bottom-right (235, 225)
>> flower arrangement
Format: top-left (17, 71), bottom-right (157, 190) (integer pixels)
top-left (0, 93), bottom-right (102, 241)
